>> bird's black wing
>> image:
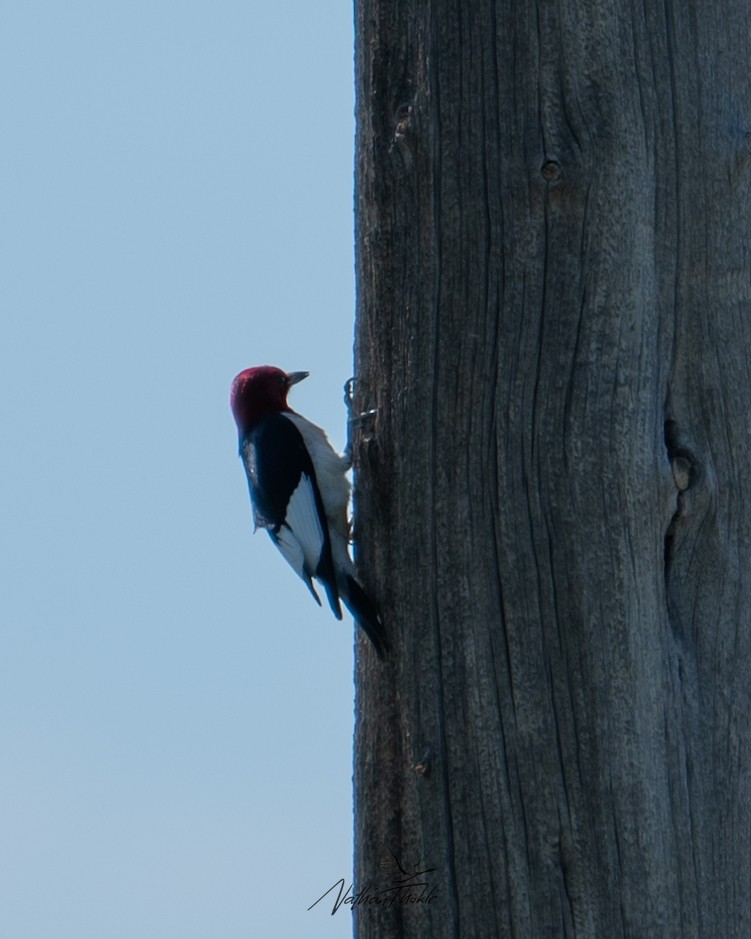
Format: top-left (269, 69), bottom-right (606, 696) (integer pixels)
top-left (241, 413), bottom-right (311, 531)
top-left (240, 413), bottom-right (341, 615)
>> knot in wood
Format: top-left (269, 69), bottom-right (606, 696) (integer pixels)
top-left (390, 102), bottom-right (415, 171)
top-left (671, 455), bottom-right (692, 492)
top-left (541, 160), bottom-right (562, 182)
top-left (394, 102), bottom-right (413, 137)
top-left (414, 749), bottom-right (431, 776)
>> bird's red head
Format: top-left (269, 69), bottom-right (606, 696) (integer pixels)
top-left (230, 366), bottom-right (309, 434)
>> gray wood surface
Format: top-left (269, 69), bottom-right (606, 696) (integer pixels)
top-left (352, 1), bottom-right (751, 935)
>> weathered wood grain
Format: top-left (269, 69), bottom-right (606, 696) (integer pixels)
top-left (353, 1), bottom-right (751, 936)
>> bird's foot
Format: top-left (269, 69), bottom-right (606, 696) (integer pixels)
top-left (344, 377), bottom-right (377, 465)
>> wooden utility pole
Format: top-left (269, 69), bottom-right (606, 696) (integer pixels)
top-left (351, 0), bottom-right (751, 936)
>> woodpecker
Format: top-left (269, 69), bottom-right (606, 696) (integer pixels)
top-left (230, 365), bottom-right (386, 658)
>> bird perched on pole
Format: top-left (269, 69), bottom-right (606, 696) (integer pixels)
top-left (230, 365), bottom-right (386, 658)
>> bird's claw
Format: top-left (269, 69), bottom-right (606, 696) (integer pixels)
top-left (344, 377), bottom-right (378, 464)
top-left (344, 377), bottom-right (356, 415)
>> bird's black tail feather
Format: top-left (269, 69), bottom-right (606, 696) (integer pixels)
top-left (343, 576), bottom-right (388, 659)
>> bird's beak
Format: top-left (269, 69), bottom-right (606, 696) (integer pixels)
top-left (286, 371), bottom-right (309, 386)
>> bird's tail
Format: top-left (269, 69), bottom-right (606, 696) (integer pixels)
top-left (342, 576), bottom-right (388, 659)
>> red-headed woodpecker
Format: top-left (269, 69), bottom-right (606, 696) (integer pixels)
top-left (230, 365), bottom-right (386, 658)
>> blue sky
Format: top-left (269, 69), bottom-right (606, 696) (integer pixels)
top-left (1, 3), bottom-right (359, 936)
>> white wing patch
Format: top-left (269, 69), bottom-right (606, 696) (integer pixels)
top-left (285, 412), bottom-right (351, 540)
top-left (276, 471), bottom-right (326, 580)
top-left (274, 523), bottom-right (322, 606)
